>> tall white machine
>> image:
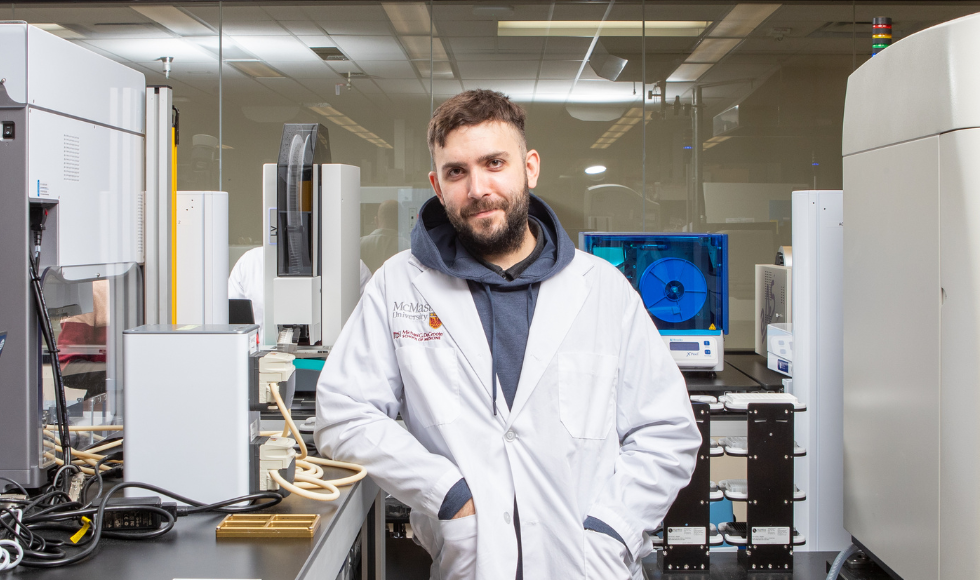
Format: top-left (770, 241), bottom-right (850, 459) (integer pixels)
top-left (0, 23), bottom-right (145, 488)
top-left (789, 190), bottom-right (847, 552)
top-left (262, 124), bottom-right (360, 348)
top-left (176, 190), bottom-right (229, 324)
top-left (842, 12), bottom-right (980, 578)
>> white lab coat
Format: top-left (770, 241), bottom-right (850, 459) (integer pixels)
top-left (229, 247), bottom-right (373, 344)
top-left (315, 249), bottom-right (700, 579)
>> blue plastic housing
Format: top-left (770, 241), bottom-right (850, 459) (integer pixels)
top-left (579, 232), bottom-right (728, 334)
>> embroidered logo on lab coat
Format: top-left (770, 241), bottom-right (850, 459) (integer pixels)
top-left (429, 312), bottom-right (443, 329)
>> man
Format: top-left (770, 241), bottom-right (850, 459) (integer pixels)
top-left (360, 199), bottom-right (404, 273)
top-left (316, 90), bottom-right (699, 579)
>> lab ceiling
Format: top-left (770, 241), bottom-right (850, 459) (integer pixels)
top-left (7, 2), bottom-right (979, 138)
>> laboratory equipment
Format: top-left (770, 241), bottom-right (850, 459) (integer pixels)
top-left (262, 123), bottom-right (361, 348)
top-left (842, 11), bottom-right (980, 578)
top-left (579, 232), bottom-right (728, 370)
top-left (790, 189), bottom-right (848, 552)
top-left (754, 263), bottom-right (791, 356)
top-left (0, 23), bottom-right (145, 489)
top-left (123, 325), bottom-right (267, 504)
top-left (176, 191), bottom-right (229, 324)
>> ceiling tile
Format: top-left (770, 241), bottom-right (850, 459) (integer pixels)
top-left (219, 6), bottom-right (271, 22)
top-left (79, 38), bottom-right (215, 63)
top-left (278, 21), bottom-right (325, 36)
top-left (273, 61), bottom-right (340, 79)
top-left (303, 6), bottom-right (389, 21)
top-left (222, 21), bottom-right (289, 36)
top-left (319, 21), bottom-right (392, 36)
top-left (538, 60), bottom-right (584, 80)
top-left (456, 60), bottom-right (540, 80)
top-left (231, 35), bottom-right (321, 63)
top-left (358, 60), bottom-right (419, 80)
top-left (332, 36), bottom-right (406, 60)
top-left (375, 79), bottom-right (427, 94)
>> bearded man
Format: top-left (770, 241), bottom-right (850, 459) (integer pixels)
top-left (315, 89), bottom-right (700, 580)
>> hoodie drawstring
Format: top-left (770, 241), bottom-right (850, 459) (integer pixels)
top-left (482, 283), bottom-right (498, 416)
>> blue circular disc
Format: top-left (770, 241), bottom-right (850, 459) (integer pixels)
top-left (638, 257), bottom-right (708, 323)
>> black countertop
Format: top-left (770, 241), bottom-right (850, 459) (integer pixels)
top-left (10, 469), bottom-right (379, 580)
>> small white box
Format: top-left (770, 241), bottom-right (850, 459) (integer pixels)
top-left (273, 276), bottom-right (322, 344)
top-left (768, 352), bottom-right (793, 377)
top-left (767, 323), bottom-right (794, 361)
top-left (124, 324), bottom-right (259, 504)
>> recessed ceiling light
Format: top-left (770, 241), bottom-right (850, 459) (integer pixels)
top-left (585, 165), bottom-right (607, 175)
top-left (498, 21), bottom-right (710, 38)
top-left (226, 60), bottom-right (283, 78)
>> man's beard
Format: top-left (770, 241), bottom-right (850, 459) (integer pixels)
top-left (445, 181), bottom-right (531, 259)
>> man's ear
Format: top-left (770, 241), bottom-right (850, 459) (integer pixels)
top-left (525, 149), bottom-right (541, 190)
top-left (429, 170), bottom-right (446, 205)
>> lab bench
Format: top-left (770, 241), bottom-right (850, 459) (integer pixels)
top-left (9, 469), bottom-right (386, 580)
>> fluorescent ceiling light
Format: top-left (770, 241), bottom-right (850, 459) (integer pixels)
top-left (131, 5), bottom-right (213, 36)
top-left (382, 3), bottom-right (432, 36)
top-left (414, 61), bottom-right (454, 78)
top-left (665, 4), bottom-right (779, 84)
top-left (308, 103), bottom-right (393, 149)
top-left (585, 165), bottom-right (606, 175)
top-left (32, 23), bottom-right (83, 39)
top-left (499, 21), bottom-right (710, 38)
top-left (227, 60), bottom-right (283, 78)
top-left (590, 108), bottom-right (652, 149)
top-left (231, 36), bottom-right (322, 63)
top-left (400, 35), bottom-right (450, 61)
top-left (708, 4), bottom-right (780, 38)
top-left (686, 38), bottom-right (741, 63)
top-left (667, 63), bottom-right (713, 83)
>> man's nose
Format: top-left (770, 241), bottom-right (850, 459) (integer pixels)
top-left (468, 168), bottom-right (492, 199)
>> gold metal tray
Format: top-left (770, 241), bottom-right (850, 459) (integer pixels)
top-left (216, 514), bottom-right (321, 538)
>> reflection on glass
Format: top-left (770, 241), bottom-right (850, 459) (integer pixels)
top-left (41, 265), bottom-right (141, 454)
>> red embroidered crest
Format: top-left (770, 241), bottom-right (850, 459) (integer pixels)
top-left (428, 312), bottom-right (442, 329)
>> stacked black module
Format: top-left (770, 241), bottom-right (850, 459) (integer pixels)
top-left (718, 402), bottom-right (807, 572)
top-left (654, 402), bottom-right (724, 572)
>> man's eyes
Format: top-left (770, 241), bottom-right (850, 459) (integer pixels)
top-left (445, 160), bottom-right (503, 177)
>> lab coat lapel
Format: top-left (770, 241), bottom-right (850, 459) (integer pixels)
top-left (505, 256), bottom-right (594, 429)
top-left (410, 266), bottom-right (509, 422)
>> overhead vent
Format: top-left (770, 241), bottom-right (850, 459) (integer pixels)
top-left (311, 47), bottom-right (349, 61)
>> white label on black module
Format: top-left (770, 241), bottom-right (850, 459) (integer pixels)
top-left (667, 526), bottom-right (706, 545)
top-left (751, 527), bottom-right (790, 545)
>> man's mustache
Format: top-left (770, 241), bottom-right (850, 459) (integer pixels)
top-left (461, 198), bottom-right (509, 218)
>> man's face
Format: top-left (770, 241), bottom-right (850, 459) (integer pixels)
top-left (429, 121), bottom-right (540, 257)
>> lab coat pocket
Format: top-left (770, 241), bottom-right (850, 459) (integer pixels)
top-left (584, 529), bottom-right (630, 580)
top-left (437, 515), bottom-right (478, 580)
top-left (396, 346), bottom-right (460, 428)
top-left (558, 353), bottom-right (618, 439)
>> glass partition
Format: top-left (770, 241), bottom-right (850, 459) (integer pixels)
top-left (11, 0), bottom-right (980, 349)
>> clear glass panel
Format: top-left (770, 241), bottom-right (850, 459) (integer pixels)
top-left (41, 264), bottom-right (142, 452)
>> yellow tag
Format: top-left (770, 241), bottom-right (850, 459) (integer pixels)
top-left (709, 324), bottom-right (716, 330)
top-left (70, 516), bottom-right (92, 544)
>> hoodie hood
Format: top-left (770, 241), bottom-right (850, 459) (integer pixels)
top-left (411, 193), bottom-right (575, 286)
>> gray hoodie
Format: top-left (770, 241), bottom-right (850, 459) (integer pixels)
top-left (411, 194), bottom-right (575, 524)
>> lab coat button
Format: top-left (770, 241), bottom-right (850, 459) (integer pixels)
top-left (504, 512), bottom-right (511, 524)
top-left (505, 430), bottom-right (516, 441)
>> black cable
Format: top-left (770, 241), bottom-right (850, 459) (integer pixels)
top-left (28, 256), bottom-right (72, 468)
top-left (0, 476), bottom-right (29, 496)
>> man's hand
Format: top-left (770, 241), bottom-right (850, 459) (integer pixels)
top-left (452, 498), bottom-right (475, 519)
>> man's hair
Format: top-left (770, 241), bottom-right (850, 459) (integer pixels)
top-left (427, 89), bottom-right (527, 155)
